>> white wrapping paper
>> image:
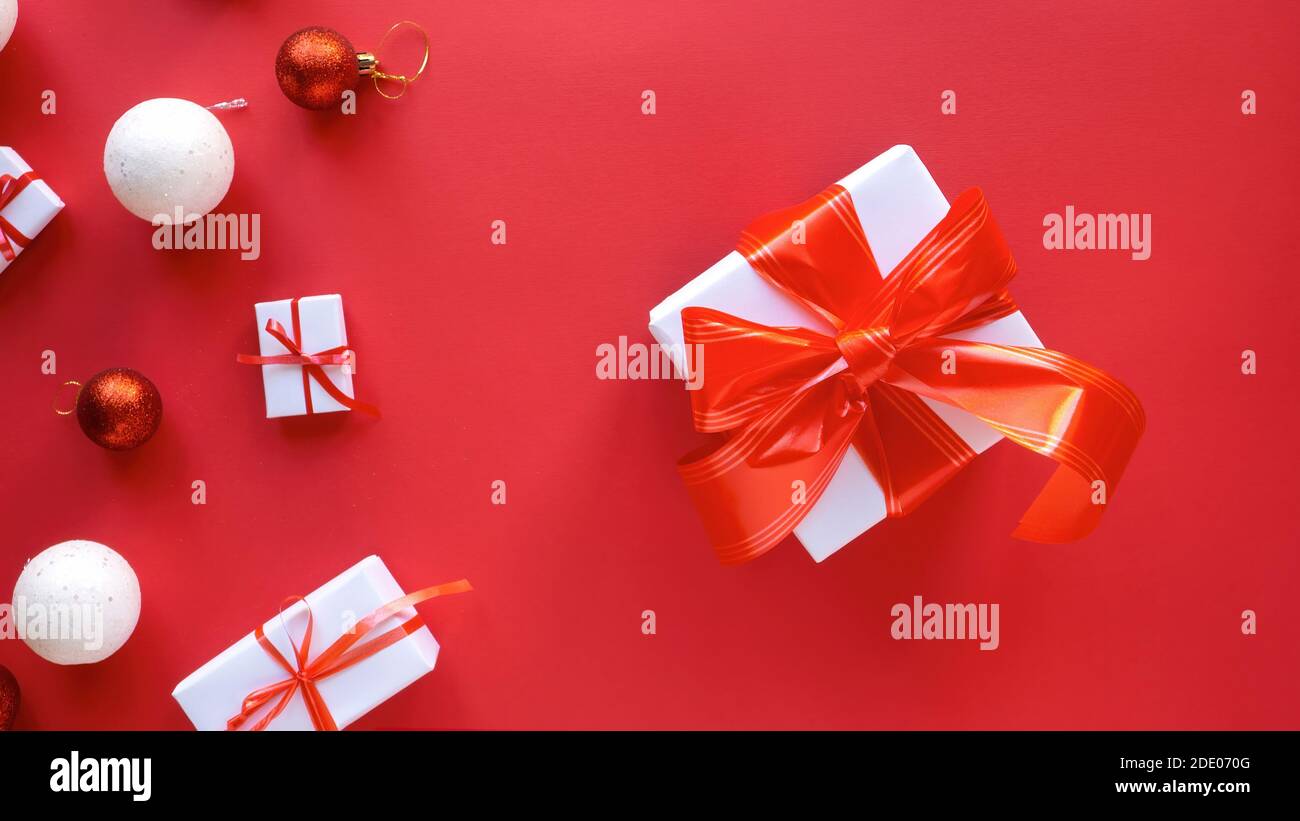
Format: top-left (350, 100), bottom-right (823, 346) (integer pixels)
top-left (0, 147), bottom-right (64, 275)
top-left (172, 555), bottom-right (441, 731)
top-left (648, 145), bottom-right (1043, 562)
top-left (253, 293), bottom-right (356, 418)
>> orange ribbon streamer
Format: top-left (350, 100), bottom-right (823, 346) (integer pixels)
top-left (236, 296), bottom-right (380, 417)
top-left (678, 184), bottom-right (1145, 564)
top-left (0, 171), bottom-right (38, 262)
top-left (227, 579), bottom-right (473, 731)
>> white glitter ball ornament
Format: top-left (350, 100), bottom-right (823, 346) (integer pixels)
top-left (13, 540), bottom-right (142, 665)
top-left (0, 0), bottom-right (16, 53)
top-left (103, 98), bottom-right (235, 224)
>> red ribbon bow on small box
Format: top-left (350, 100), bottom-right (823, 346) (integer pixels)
top-left (0, 171), bottom-right (38, 262)
top-left (677, 184), bottom-right (1145, 564)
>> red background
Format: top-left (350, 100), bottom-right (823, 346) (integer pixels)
top-left (0, 0), bottom-right (1296, 730)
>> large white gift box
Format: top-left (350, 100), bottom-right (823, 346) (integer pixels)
top-left (172, 555), bottom-right (442, 731)
top-left (0, 147), bottom-right (65, 275)
top-left (252, 293), bottom-right (357, 418)
top-left (648, 145), bottom-right (1043, 562)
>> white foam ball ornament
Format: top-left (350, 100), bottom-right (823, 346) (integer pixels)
top-left (13, 540), bottom-right (141, 665)
top-left (104, 98), bottom-right (234, 224)
top-left (0, 0), bottom-right (16, 54)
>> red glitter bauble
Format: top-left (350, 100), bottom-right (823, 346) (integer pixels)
top-left (0, 665), bottom-right (18, 731)
top-left (75, 367), bottom-right (163, 451)
top-left (275, 26), bottom-right (360, 110)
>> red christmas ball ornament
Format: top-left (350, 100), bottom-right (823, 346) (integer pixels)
top-left (275, 26), bottom-right (366, 110)
top-left (69, 367), bottom-right (164, 450)
top-left (0, 665), bottom-right (19, 731)
top-left (274, 22), bottom-right (430, 110)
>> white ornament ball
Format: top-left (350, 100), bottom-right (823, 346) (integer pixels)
top-left (103, 97), bottom-right (234, 224)
top-left (13, 540), bottom-right (142, 665)
top-left (0, 0), bottom-right (16, 54)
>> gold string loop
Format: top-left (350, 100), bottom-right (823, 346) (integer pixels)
top-left (371, 21), bottom-right (430, 100)
top-left (54, 380), bottom-right (82, 416)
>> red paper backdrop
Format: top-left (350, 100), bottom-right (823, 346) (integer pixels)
top-left (0, 0), bottom-right (1296, 730)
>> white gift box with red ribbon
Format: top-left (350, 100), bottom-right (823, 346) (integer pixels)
top-left (0, 147), bottom-right (64, 275)
top-left (648, 145), bottom-right (1044, 562)
top-left (252, 293), bottom-right (358, 418)
top-left (172, 556), bottom-right (441, 731)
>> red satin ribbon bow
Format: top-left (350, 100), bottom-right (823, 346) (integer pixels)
top-left (0, 171), bottom-right (39, 263)
top-left (236, 297), bottom-right (380, 416)
top-left (227, 579), bottom-right (473, 731)
top-left (678, 184), bottom-right (1145, 564)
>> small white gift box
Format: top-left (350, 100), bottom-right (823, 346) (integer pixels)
top-left (648, 145), bottom-right (1043, 562)
top-left (250, 293), bottom-right (358, 418)
top-left (172, 556), bottom-right (443, 731)
top-left (0, 147), bottom-right (65, 275)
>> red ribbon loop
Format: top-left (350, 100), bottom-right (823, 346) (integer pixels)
top-left (0, 172), bottom-right (39, 263)
top-left (236, 297), bottom-right (380, 417)
top-left (227, 579), bottom-right (473, 731)
top-left (836, 326), bottom-right (897, 392)
top-left (678, 184), bottom-right (1145, 564)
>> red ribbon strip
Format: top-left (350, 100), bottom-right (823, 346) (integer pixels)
top-left (0, 172), bottom-right (38, 263)
top-left (678, 184), bottom-right (1145, 564)
top-left (227, 579), bottom-right (473, 731)
top-left (236, 297), bottom-right (380, 416)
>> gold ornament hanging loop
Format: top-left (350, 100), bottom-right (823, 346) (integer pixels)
top-left (370, 21), bottom-right (430, 100)
top-left (54, 380), bottom-right (82, 416)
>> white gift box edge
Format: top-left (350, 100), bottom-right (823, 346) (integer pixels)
top-left (648, 145), bottom-right (1043, 562)
top-left (0, 147), bottom-right (65, 274)
top-left (171, 555), bottom-right (440, 731)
